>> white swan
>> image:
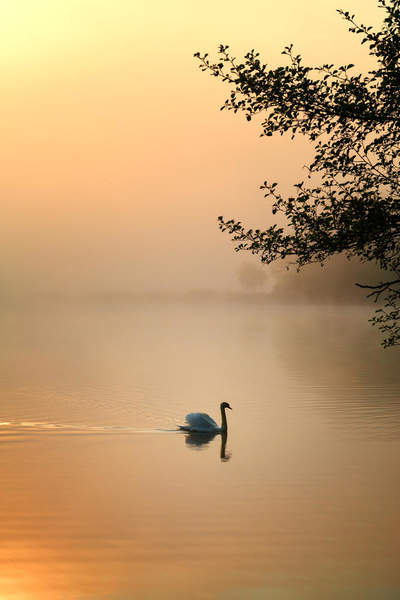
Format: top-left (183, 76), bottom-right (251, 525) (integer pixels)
top-left (179, 402), bottom-right (232, 433)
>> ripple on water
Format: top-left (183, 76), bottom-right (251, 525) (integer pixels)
top-left (0, 420), bottom-right (175, 440)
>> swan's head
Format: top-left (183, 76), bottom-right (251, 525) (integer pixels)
top-left (221, 402), bottom-right (232, 411)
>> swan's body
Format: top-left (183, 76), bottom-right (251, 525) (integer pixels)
top-left (179, 402), bottom-right (232, 433)
top-left (181, 412), bottom-right (219, 432)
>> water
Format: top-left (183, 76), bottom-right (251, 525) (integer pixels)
top-left (1, 302), bottom-right (400, 599)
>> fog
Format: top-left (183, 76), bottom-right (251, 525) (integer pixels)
top-left (0, 0), bottom-right (384, 302)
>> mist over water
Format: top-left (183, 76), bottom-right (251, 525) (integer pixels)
top-left (1, 301), bottom-right (399, 599)
top-left (1, 1), bottom-right (397, 597)
top-left (0, 0), bottom-right (384, 301)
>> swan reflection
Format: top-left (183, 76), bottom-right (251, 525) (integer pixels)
top-left (183, 431), bottom-right (231, 461)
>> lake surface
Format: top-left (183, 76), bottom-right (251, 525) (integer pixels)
top-left (1, 302), bottom-right (400, 600)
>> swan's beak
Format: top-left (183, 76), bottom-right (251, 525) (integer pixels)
top-left (227, 405), bottom-right (232, 410)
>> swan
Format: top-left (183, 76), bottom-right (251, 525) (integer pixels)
top-left (179, 402), bottom-right (232, 433)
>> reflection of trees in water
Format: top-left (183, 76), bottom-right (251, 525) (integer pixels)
top-left (268, 306), bottom-right (400, 437)
top-left (183, 431), bottom-right (231, 461)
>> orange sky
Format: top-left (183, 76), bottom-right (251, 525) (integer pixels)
top-left (0, 0), bottom-right (384, 295)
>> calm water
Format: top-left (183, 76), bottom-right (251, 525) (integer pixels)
top-left (1, 302), bottom-right (400, 600)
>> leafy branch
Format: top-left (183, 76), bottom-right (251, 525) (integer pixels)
top-left (196, 0), bottom-right (400, 347)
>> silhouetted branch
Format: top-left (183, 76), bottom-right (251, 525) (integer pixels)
top-left (355, 279), bottom-right (400, 302)
top-left (196, 0), bottom-right (400, 346)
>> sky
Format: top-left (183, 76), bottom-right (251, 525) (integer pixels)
top-left (0, 0), bottom-right (384, 297)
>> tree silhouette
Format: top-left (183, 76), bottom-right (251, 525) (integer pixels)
top-left (195, 0), bottom-right (400, 347)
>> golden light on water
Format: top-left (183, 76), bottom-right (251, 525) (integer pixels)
top-left (1, 3), bottom-right (400, 599)
top-left (0, 304), bottom-right (399, 599)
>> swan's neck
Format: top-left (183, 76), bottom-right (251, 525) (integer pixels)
top-left (220, 431), bottom-right (227, 460)
top-left (220, 405), bottom-right (228, 432)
